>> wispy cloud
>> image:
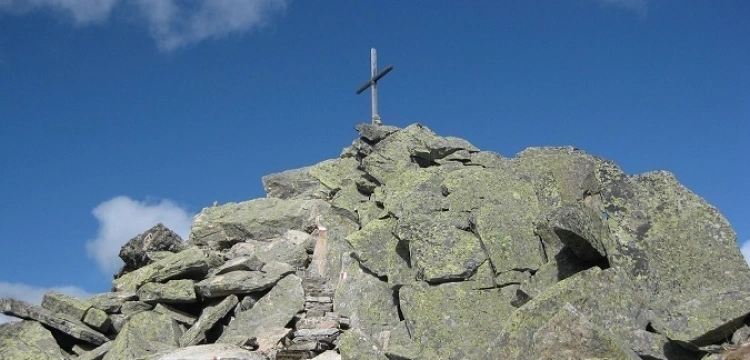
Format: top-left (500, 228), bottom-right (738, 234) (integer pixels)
top-left (0, 282), bottom-right (91, 323)
top-left (741, 240), bottom-right (750, 268)
top-left (0, 0), bottom-right (288, 51)
top-left (85, 196), bottom-right (194, 276)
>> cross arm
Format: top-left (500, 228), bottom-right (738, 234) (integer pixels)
top-left (355, 64), bottom-right (394, 94)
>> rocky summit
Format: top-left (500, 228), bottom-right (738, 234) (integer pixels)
top-left (2, 123), bottom-right (749, 360)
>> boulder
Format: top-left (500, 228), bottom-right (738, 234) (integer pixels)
top-left (398, 281), bottom-right (516, 360)
top-left (148, 343), bottom-right (265, 360)
top-left (41, 290), bottom-right (92, 321)
top-left (0, 298), bottom-right (110, 345)
top-left (118, 223), bottom-right (186, 276)
top-left (194, 261), bottom-right (294, 298)
top-left (113, 247), bottom-right (223, 292)
top-left (262, 166), bottom-right (325, 201)
top-left (137, 280), bottom-right (197, 304)
top-left (103, 311), bottom-right (182, 360)
top-left (88, 292), bottom-right (137, 313)
top-left (0, 320), bottom-right (66, 359)
top-left (651, 289), bottom-right (750, 348)
top-left (153, 303), bottom-right (197, 326)
top-left (527, 303), bottom-right (640, 360)
top-left (228, 236), bottom-right (310, 270)
top-left (345, 218), bottom-right (412, 283)
top-left (546, 202), bottom-right (610, 263)
top-left (218, 274), bottom-right (305, 348)
top-left (82, 307), bottom-right (111, 333)
top-left (213, 255), bottom-right (264, 274)
top-left (189, 198), bottom-right (329, 249)
top-left (179, 295), bottom-right (238, 347)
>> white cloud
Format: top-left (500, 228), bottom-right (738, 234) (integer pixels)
top-left (135, 0), bottom-right (288, 52)
top-left (741, 240), bottom-right (750, 268)
top-left (85, 196), bottom-right (194, 276)
top-left (0, 282), bottom-right (91, 324)
top-left (0, 0), bottom-right (288, 51)
top-left (0, 0), bottom-right (118, 25)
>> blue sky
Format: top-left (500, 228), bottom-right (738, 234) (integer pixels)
top-left (1, 0), bottom-right (748, 320)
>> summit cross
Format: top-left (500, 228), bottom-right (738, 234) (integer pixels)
top-left (356, 48), bottom-right (394, 125)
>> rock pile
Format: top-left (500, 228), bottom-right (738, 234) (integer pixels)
top-left (2, 123), bottom-right (750, 360)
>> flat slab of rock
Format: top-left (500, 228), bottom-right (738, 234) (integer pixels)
top-left (0, 320), bottom-right (66, 359)
top-left (218, 274), bottom-right (305, 348)
top-left (103, 311), bottom-right (182, 360)
top-left (148, 343), bottom-right (266, 360)
top-left (651, 289), bottom-right (750, 348)
top-left (113, 248), bottom-right (223, 292)
top-left (179, 294), bottom-right (239, 347)
top-left (0, 298), bottom-right (110, 346)
top-left (529, 303), bottom-right (640, 360)
top-left (42, 290), bottom-right (92, 320)
top-left (88, 292), bottom-right (137, 313)
top-left (137, 279), bottom-right (197, 304)
top-left (195, 261), bottom-right (294, 298)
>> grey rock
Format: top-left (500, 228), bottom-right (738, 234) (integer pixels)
top-left (312, 350), bottom-right (342, 360)
top-left (346, 218), bottom-right (413, 284)
top-left (103, 311), bottom-right (182, 360)
top-left (88, 292), bottom-right (137, 314)
top-left (0, 298), bottom-right (109, 345)
top-left (113, 247), bottom-right (223, 292)
top-left (194, 261), bottom-right (294, 298)
top-left (148, 343), bottom-right (266, 360)
top-left (83, 307), bottom-right (111, 333)
top-left (262, 166), bottom-right (323, 200)
top-left (188, 198), bottom-right (329, 249)
top-left (355, 123), bottom-right (400, 143)
top-left (651, 289), bottom-right (750, 348)
top-left (153, 303), bottom-right (197, 326)
top-left (137, 279), bottom-right (197, 304)
top-left (41, 290), bottom-right (91, 320)
top-left (228, 236), bottom-right (309, 270)
top-left (219, 274), bottom-right (305, 348)
top-left (334, 262), bottom-right (400, 346)
top-left (179, 294), bottom-right (238, 347)
top-left (120, 301), bottom-right (153, 315)
top-left (118, 223), bottom-right (186, 276)
top-left (528, 303), bottom-right (640, 360)
top-left (547, 202), bottom-right (610, 263)
top-left (338, 327), bottom-right (388, 360)
top-left (0, 320), bottom-right (66, 359)
top-left (76, 342), bottom-right (113, 360)
top-left (213, 255), bottom-right (264, 274)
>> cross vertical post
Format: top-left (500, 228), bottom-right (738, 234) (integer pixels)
top-left (356, 48), bottom-right (394, 125)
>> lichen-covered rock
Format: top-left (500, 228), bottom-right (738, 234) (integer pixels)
top-left (0, 298), bottom-right (110, 345)
top-left (213, 255), bottom-right (264, 274)
top-left (179, 295), bottom-right (238, 347)
top-left (103, 311), bottom-right (182, 360)
top-left (0, 320), bottom-right (66, 359)
top-left (528, 303), bottom-right (640, 360)
top-left (113, 248), bottom-right (223, 292)
top-left (148, 343), bottom-right (265, 360)
top-left (489, 267), bottom-right (651, 360)
top-left (118, 223), bottom-right (186, 276)
top-left (334, 262), bottom-right (400, 345)
top-left (262, 166), bottom-right (323, 200)
top-left (194, 261), bottom-right (294, 298)
top-left (189, 198), bottom-right (329, 249)
top-left (83, 307), bottom-right (111, 333)
top-left (399, 281), bottom-right (516, 360)
top-left (596, 166), bottom-right (750, 313)
top-left (339, 327), bottom-right (388, 360)
top-left (88, 292), bottom-right (137, 314)
top-left (218, 274), bottom-right (304, 347)
top-left (228, 235), bottom-right (310, 269)
top-left (345, 218), bottom-right (413, 284)
top-left (546, 202), bottom-right (610, 263)
top-left (651, 289), bottom-right (750, 348)
top-left (41, 290), bottom-right (92, 320)
top-left (137, 280), bottom-right (197, 304)
top-left (153, 303), bottom-right (196, 327)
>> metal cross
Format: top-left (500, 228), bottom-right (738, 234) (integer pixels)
top-left (356, 48), bottom-right (394, 125)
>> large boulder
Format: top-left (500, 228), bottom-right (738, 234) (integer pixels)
top-left (0, 320), bottom-right (66, 359)
top-left (218, 274), bottom-right (305, 349)
top-left (118, 223), bottom-right (186, 276)
top-left (112, 247), bottom-right (223, 292)
top-left (103, 311), bottom-right (182, 360)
